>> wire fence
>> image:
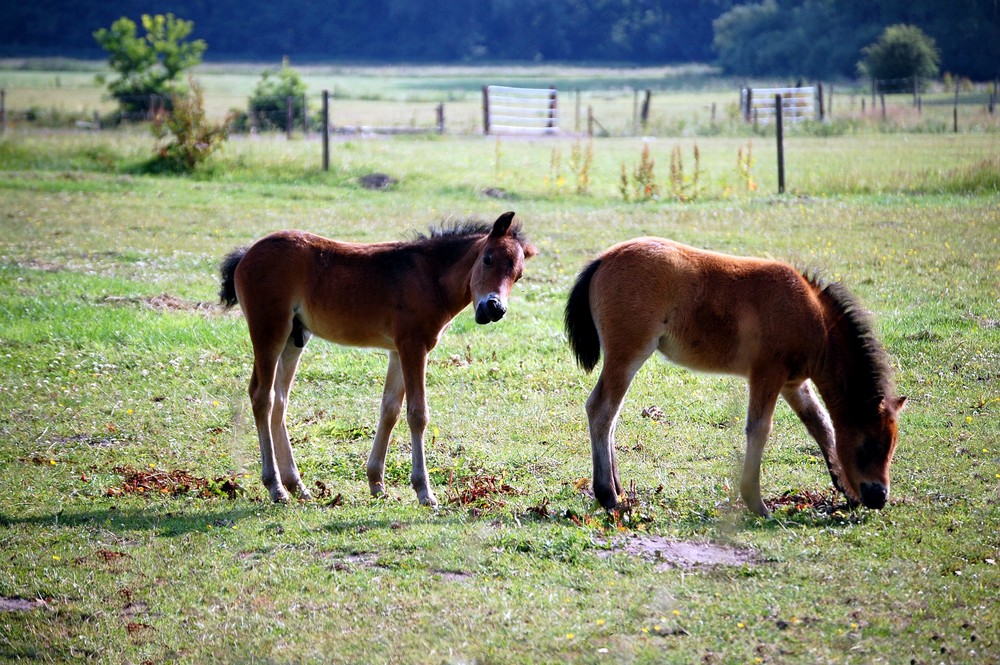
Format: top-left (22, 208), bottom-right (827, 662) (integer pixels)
top-left (1, 79), bottom-right (997, 137)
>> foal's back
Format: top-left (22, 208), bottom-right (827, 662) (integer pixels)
top-left (592, 238), bottom-right (827, 378)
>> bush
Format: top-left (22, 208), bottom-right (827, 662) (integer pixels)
top-left (149, 78), bottom-right (232, 173)
top-left (248, 58), bottom-right (308, 131)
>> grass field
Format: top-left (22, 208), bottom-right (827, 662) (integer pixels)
top-left (1, 63), bottom-right (999, 664)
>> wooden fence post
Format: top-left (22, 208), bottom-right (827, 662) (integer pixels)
top-left (744, 87), bottom-right (752, 122)
top-left (302, 93), bottom-right (308, 135)
top-left (436, 103), bottom-right (444, 134)
top-left (0, 89), bottom-right (5, 135)
top-left (817, 82), bottom-right (824, 121)
top-left (640, 90), bottom-right (651, 130)
top-left (953, 87), bottom-right (959, 133)
top-left (775, 94), bottom-right (785, 195)
top-left (547, 86), bottom-right (557, 132)
top-left (587, 105), bottom-right (593, 137)
top-left (322, 90), bottom-right (330, 172)
top-left (286, 96), bottom-right (294, 140)
top-left (482, 86), bottom-right (490, 135)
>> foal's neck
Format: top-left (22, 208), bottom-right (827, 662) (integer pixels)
top-left (436, 235), bottom-right (486, 313)
top-left (811, 296), bottom-right (889, 427)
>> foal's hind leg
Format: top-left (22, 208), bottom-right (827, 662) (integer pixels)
top-left (366, 351), bottom-right (405, 497)
top-left (270, 337), bottom-right (312, 500)
top-left (781, 381), bottom-right (848, 496)
top-left (247, 320), bottom-right (295, 503)
top-left (586, 349), bottom-right (653, 510)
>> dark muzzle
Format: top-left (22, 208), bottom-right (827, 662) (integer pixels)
top-left (475, 295), bottom-right (507, 324)
top-left (860, 482), bottom-right (888, 509)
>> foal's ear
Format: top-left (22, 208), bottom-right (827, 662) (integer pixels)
top-left (523, 241), bottom-right (539, 259)
top-left (489, 211), bottom-right (516, 238)
top-left (879, 395), bottom-right (908, 415)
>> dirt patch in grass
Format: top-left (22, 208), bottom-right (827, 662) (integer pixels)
top-left (599, 535), bottom-right (759, 570)
top-left (0, 597), bottom-right (49, 612)
top-left (323, 552), bottom-right (381, 571)
top-left (99, 293), bottom-right (219, 313)
top-left (21, 258), bottom-right (64, 272)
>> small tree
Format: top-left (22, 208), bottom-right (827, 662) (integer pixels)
top-left (858, 24), bottom-right (940, 92)
top-left (94, 14), bottom-right (206, 118)
top-left (248, 58), bottom-right (308, 131)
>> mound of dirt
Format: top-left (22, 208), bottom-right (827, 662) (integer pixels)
top-left (359, 173), bottom-right (397, 190)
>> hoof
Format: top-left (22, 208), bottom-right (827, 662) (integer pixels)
top-left (270, 488), bottom-right (292, 503)
top-left (369, 482), bottom-right (386, 497)
top-left (293, 483), bottom-right (313, 501)
top-left (417, 491), bottom-right (439, 508)
top-left (594, 486), bottom-right (619, 511)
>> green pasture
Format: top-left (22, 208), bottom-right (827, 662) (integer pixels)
top-left (1, 66), bottom-right (999, 664)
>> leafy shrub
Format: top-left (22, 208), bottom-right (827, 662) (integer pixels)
top-left (248, 58), bottom-right (308, 131)
top-left (149, 78), bottom-right (232, 173)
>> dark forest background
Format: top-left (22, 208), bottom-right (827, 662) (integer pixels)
top-left (3, 0), bottom-right (998, 79)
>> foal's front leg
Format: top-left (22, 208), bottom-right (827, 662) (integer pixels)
top-left (398, 345), bottom-right (437, 507)
top-left (740, 373), bottom-right (783, 517)
top-left (366, 351), bottom-right (405, 497)
top-left (781, 381), bottom-right (845, 494)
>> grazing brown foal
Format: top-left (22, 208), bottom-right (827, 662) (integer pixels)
top-left (220, 212), bottom-right (536, 505)
top-left (565, 238), bottom-right (906, 516)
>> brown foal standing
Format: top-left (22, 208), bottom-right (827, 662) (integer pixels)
top-left (220, 212), bottom-right (536, 505)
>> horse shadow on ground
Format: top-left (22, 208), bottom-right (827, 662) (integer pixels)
top-left (0, 504), bottom-right (262, 537)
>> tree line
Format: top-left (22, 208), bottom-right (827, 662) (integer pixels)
top-left (3, 0), bottom-right (998, 80)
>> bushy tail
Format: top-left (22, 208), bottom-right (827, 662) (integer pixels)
top-left (219, 248), bottom-right (247, 308)
top-left (564, 258), bottom-right (602, 372)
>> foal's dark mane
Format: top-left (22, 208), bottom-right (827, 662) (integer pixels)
top-left (809, 274), bottom-right (896, 408)
top-left (407, 219), bottom-right (529, 263)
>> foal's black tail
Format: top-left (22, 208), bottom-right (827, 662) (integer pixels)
top-left (564, 258), bottom-right (602, 373)
top-left (219, 248), bottom-right (247, 308)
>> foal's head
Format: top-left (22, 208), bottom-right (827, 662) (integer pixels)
top-left (822, 282), bottom-right (907, 510)
top-left (471, 211), bottom-right (537, 324)
top-left (836, 394), bottom-right (907, 509)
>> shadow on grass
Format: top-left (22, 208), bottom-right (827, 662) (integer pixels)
top-left (0, 503), bottom-right (262, 536)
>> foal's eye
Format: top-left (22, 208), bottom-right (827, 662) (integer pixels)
top-left (482, 252), bottom-right (493, 267)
